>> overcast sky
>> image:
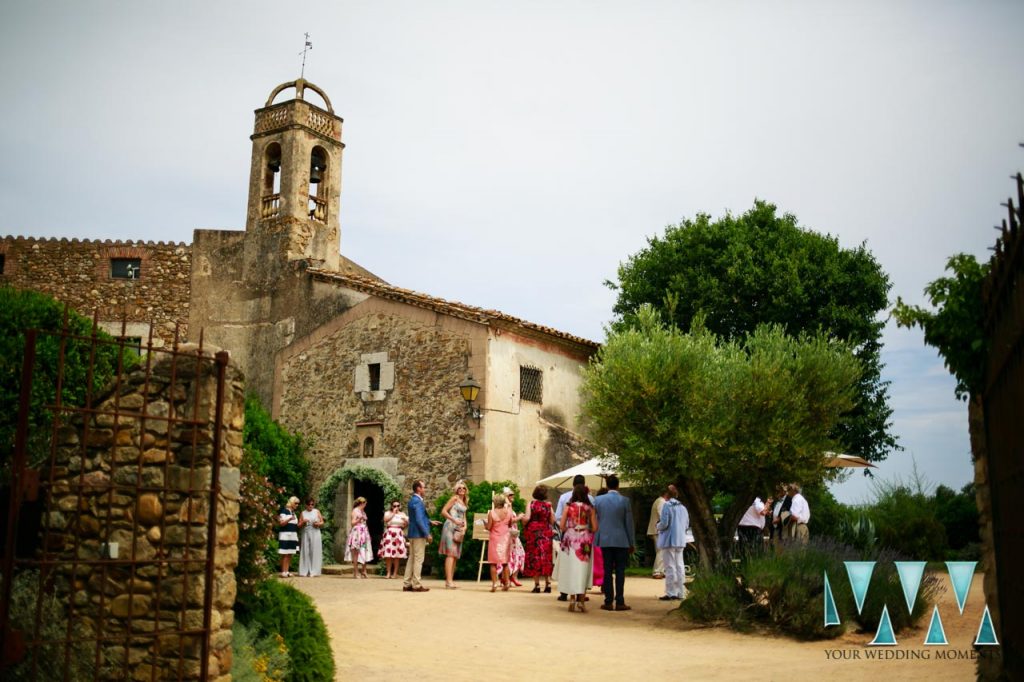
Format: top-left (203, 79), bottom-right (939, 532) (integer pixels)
top-left (2, 1), bottom-right (1021, 503)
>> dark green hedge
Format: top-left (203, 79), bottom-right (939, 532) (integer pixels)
top-left (235, 580), bottom-right (335, 682)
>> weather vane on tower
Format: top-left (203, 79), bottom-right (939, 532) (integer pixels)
top-left (299, 32), bottom-right (312, 79)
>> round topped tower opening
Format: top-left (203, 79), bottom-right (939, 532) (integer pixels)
top-left (265, 78), bottom-right (334, 113)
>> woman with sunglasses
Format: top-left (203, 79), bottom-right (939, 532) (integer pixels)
top-left (438, 480), bottom-right (469, 589)
top-left (297, 498), bottom-right (324, 577)
top-left (379, 499), bottom-right (409, 578)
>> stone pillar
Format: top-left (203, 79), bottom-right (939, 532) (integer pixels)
top-left (43, 347), bottom-right (243, 681)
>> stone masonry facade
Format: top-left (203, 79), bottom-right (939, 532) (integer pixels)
top-left (1, 236), bottom-right (191, 345)
top-left (42, 348), bottom-right (243, 680)
top-left (275, 309), bottom-right (476, 495)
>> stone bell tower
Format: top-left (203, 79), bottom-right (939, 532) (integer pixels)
top-left (244, 78), bottom-right (343, 274)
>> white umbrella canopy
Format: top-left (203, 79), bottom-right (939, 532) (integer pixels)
top-left (536, 455), bottom-right (635, 490)
top-left (824, 452), bottom-right (877, 469)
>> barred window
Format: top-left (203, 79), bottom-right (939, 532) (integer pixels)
top-left (117, 336), bottom-right (143, 356)
top-left (111, 258), bottom-right (141, 279)
top-left (520, 366), bottom-right (543, 403)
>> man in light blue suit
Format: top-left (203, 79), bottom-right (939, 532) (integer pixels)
top-left (656, 485), bottom-right (689, 601)
top-left (593, 474), bottom-right (635, 611)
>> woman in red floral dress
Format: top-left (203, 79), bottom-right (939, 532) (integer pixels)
top-left (522, 485), bottom-right (556, 593)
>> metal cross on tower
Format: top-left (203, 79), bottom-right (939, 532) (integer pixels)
top-left (299, 33), bottom-right (312, 79)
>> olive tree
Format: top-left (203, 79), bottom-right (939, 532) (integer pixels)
top-left (580, 305), bottom-right (861, 566)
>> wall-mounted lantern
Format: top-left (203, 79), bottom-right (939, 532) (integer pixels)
top-left (459, 375), bottom-right (482, 424)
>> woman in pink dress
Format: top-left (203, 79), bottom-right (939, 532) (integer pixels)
top-left (592, 488), bottom-right (608, 590)
top-left (485, 492), bottom-right (513, 592)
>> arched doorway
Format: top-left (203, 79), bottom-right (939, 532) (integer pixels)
top-left (353, 478), bottom-right (385, 562)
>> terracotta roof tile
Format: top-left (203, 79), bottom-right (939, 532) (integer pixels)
top-left (307, 268), bottom-right (599, 350)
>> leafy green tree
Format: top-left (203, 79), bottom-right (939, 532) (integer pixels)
top-left (608, 200), bottom-right (896, 463)
top-left (580, 305), bottom-right (861, 566)
top-left (892, 254), bottom-right (988, 400)
top-left (934, 482), bottom-right (980, 553)
top-left (0, 287), bottom-right (125, 479)
top-left (243, 395), bottom-right (311, 504)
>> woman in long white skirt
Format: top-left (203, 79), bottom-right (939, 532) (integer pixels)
top-left (298, 498), bottom-right (324, 577)
top-left (557, 484), bottom-right (598, 612)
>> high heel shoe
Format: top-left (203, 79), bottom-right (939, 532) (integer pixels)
top-left (502, 582), bottom-right (510, 592)
top-left (568, 596), bottom-right (576, 612)
top-left (544, 584), bottom-right (552, 593)
top-left (576, 595), bottom-right (587, 613)
top-left (531, 585), bottom-right (541, 593)
top-left (510, 577), bottom-right (522, 587)
top-left (491, 583), bottom-right (497, 592)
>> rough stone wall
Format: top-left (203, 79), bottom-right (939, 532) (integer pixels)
top-left (43, 348), bottom-right (243, 681)
top-left (190, 229), bottom-right (367, 406)
top-left (0, 236), bottom-right (192, 345)
top-left (276, 309), bottom-right (475, 496)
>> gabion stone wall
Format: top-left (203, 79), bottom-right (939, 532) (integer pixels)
top-left (42, 347), bottom-right (243, 681)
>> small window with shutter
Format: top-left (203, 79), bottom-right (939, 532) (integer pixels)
top-left (354, 353), bottom-right (394, 402)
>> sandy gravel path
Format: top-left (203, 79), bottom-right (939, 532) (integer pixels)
top-left (291, 571), bottom-right (985, 681)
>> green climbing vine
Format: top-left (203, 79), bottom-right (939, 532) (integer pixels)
top-left (317, 465), bottom-right (403, 558)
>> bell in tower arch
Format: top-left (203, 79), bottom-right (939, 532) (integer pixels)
top-left (309, 149), bottom-right (327, 184)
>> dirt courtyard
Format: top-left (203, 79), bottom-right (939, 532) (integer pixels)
top-left (291, 570), bottom-right (987, 681)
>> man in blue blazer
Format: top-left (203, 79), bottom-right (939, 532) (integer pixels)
top-left (656, 485), bottom-right (690, 601)
top-left (403, 480), bottom-right (438, 592)
top-left (593, 474), bottom-right (636, 611)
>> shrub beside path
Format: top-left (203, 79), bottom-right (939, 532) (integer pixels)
top-left (291, 571), bottom-right (983, 680)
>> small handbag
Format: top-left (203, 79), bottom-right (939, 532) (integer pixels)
top-left (453, 527), bottom-right (465, 543)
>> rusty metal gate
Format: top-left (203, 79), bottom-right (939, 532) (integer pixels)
top-left (981, 172), bottom-right (1024, 679)
top-left (0, 314), bottom-right (229, 680)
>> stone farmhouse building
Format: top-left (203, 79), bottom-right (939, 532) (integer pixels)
top-left (1, 79), bottom-right (598, 545)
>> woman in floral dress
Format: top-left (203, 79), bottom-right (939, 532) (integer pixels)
top-left (438, 481), bottom-right (469, 589)
top-left (557, 484), bottom-right (598, 612)
top-left (344, 497), bottom-right (373, 578)
top-left (378, 500), bottom-right (408, 578)
top-left (504, 488), bottom-right (526, 587)
top-left (522, 485), bottom-right (555, 593)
